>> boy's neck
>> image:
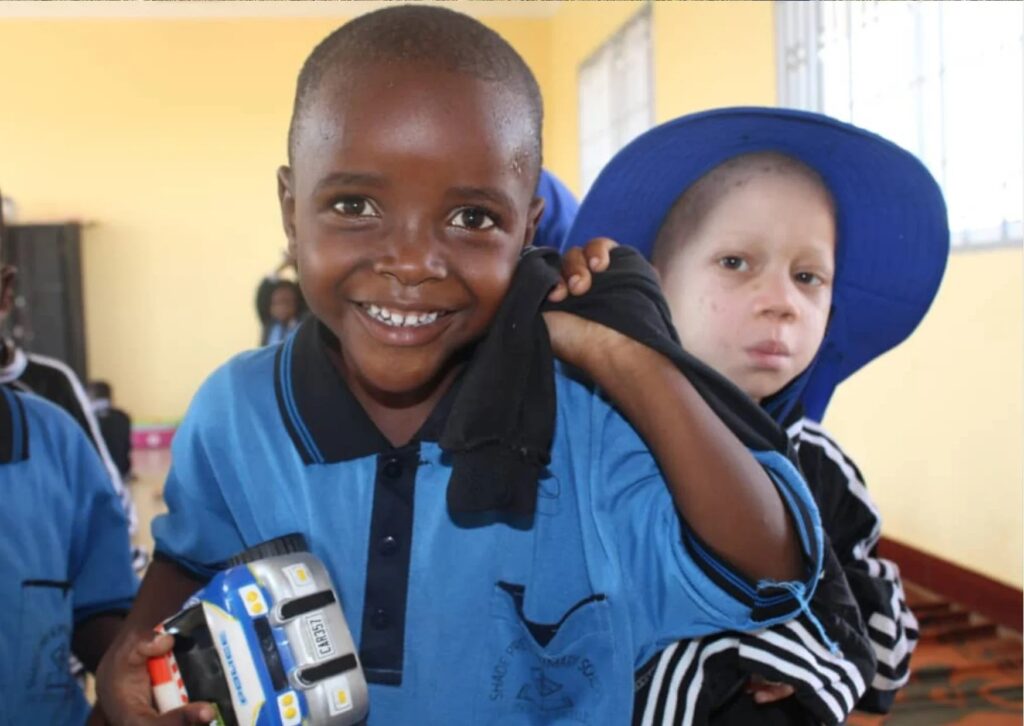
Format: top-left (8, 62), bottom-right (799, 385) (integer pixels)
top-left (326, 346), bottom-right (464, 448)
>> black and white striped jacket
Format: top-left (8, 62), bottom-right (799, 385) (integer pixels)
top-left (634, 415), bottom-right (917, 725)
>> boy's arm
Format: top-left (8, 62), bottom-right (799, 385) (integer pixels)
top-left (96, 371), bottom-right (247, 724)
top-left (796, 424), bottom-right (918, 711)
top-left (95, 561), bottom-right (215, 725)
top-left (547, 312), bottom-right (802, 583)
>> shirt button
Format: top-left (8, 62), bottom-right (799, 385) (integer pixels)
top-left (383, 457), bottom-right (402, 478)
top-left (379, 535), bottom-right (399, 556)
top-left (372, 608), bottom-right (389, 630)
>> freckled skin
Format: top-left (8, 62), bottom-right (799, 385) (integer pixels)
top-left (658, 171), bottom-right (835, 402)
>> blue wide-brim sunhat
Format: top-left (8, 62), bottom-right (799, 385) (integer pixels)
top-left (563, 107), bottom-right (950, 421)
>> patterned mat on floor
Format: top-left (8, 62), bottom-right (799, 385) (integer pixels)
top-left (848, 584), bottom-right (1022, 725)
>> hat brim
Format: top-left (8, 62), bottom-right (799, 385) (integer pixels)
top-left (564, 107), bottom-right (950, 420)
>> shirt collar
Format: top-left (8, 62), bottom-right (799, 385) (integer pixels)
top-left (0, 386), bottom-right (30, 464)
top-left (274, 317), bottom-right (458, 464)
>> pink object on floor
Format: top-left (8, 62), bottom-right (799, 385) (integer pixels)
top-left (131, 425), bottom-right (176, 450)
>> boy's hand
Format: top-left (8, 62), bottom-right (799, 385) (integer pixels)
top-left (746, 675), bottom-right (796, 704)
top-left (543, 237), bottom-right (638, 371)
top-left (96, 628), bottom-right (215, 725)
top-left (546, 237), bottom-right (617, 302)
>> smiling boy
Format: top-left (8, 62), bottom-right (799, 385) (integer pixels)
top-left (96, 12), bottom-right (825, 725)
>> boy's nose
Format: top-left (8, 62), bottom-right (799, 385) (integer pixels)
top-left (374, 226), bottom-right (448, 286)
top-left (754, 274), bottom-right (798, 319)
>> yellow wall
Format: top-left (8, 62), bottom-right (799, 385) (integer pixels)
top-left (2, 3), bottom-right (1020, 587)
top-left (0, 15), bottom-right (551, 421)
top-left (824, 248), bottom-right (1024, 587)
top-left (544, 1), bottom-right (776, 193)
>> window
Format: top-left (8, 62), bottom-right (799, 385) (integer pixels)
top-left (776, 1), bottom-right (1023, 248)
top-left (578, 6), bottom-right (654, 194)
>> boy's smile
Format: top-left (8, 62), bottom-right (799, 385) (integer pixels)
top-left (279, 61), bottom-right (542, 424)
top-left (658, 170), bottom-right (835, 402)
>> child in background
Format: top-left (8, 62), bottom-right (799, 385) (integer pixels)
top-left (96, 10), bottom-right (826, 725)
top-left (0, 195), bottom-right (137, 726)
top-left (256, 254), bottom-right (307, 346)
top-left (0, 253), bottom-right (145, 574)
top-left (87, 379), bottom-right (133, 482)
top-left (564, 107), bottom-right (948, 724)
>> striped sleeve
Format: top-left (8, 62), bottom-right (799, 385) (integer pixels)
top-left (790, 419), bottom-right (919, 712)
top-left (633, 544), bottom-right (876, 725)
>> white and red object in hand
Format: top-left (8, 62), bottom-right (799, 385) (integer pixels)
top-left (147, 627), bottom-right (190, 713)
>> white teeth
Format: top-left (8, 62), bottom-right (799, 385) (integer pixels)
top-left (363, 304), bottom-right (443, 328)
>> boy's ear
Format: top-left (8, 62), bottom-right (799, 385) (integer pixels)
top-left (277, 165), bottom-right (298, 259)
top-left (522, 196), bottom-right (546, 249)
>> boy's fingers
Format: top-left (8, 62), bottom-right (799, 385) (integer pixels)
top-left (136, 632), bottom-right (174, 660)
top-left (547, 280), bottom-right (569, 302)
top-left (583, 236), bottom-right (617, 272)
top-left (160, 702), bottom-right (216, 724)
top-left (749, 681), bottom-right (796, 704)
top-left (560, 248), bottom-right (592, 295)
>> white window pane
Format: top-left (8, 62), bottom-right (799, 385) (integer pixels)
top-left (778, 0), bottom-right (1024, 247)
top-left (578, 8), bottom-right (653, 194)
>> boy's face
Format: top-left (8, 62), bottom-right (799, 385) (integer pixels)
top-left (657, 171), bottom-right (835, 402)
top-left (279, 62), bottom-right (543, 398)
top-left (269, 286), bottom-right (299, 324)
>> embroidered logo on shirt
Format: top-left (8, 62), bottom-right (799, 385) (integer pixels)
top-left (488, 636), bottom-right (599, 723)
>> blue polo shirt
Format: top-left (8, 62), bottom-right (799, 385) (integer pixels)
top-left (0, 387), bottom-right (137, 726)
top-left (154, 319), bottom-right (822, 724)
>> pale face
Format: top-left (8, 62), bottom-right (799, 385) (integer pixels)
top-left (657, 171), bottom-right (836, 402)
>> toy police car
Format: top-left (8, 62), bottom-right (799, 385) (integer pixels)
top-left (149, 535), bottom-right (368, 725)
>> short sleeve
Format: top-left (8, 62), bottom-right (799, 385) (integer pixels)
top-left (152, 385), bottom-right (246, 580)
top-left (587, 395), bottom-right (824, 654)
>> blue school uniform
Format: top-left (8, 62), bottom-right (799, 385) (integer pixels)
top-left (0, 387), bottom-right (136, 726)
top-left (153, 319), bottom-right (823, 724)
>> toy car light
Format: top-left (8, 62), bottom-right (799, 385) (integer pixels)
top-left (277, 690), bottom-right (302, 726)
top-left (284, 563), bottom-right (317, 595)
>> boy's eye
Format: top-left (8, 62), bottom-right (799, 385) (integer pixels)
top-left (718, 256), bottom-right (748, 271)
top-left (450, 207), bottom-right (497, 231)
top-left (332, 196), bottom-right (378, 218)
top-left (795, 271), bottom-right (825, 287)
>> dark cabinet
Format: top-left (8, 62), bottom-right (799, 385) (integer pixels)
top-left (2, 224), bottom-right (88, 381)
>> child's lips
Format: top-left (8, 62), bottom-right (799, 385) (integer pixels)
top-left (746, 340), bottom-right (791, 368)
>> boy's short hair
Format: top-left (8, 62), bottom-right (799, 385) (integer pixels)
top-left (270, 278), bottom-right (301, 298)
top-left (287, 6), bottom-right (543, 182)
top-left (651, 151), bottom-right (834, 268)
top-left (88, 380), bottom-right (113, 400)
